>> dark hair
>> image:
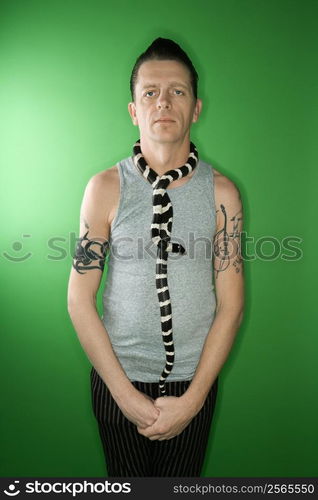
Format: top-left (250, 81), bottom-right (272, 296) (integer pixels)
top-left (129, 37), bottom-right (198, 101)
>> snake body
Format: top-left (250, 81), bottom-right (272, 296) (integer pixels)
top-left (132, 139), bottom-right (199, 395)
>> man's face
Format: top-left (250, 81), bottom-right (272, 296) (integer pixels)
top-left (128, 59), bottom-right (202, 144)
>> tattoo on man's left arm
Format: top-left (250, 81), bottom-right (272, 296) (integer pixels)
top-left (213, 204), bottom-right (243, 279)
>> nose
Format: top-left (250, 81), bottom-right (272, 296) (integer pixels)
top-left (156, 90), bottom-right (171, 109)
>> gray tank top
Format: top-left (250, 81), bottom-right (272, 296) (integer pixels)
top-left (102, 154), bottom-right (217, 382)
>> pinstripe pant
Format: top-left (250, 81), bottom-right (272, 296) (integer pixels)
top-left (90, 367), bottom-right (218, 477)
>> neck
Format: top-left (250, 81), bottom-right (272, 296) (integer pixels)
top-left (140, 135), bottom-right (191, 175)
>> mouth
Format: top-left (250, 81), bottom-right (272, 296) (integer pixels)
top-left (155, 119), bottom-right (175, 123)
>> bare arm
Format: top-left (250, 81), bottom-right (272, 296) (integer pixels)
top-left (67, 170), bottom-right (159, 428)
top-left (138, 171), bottom-right (244, 440)
top-left (180, 173), bottom-right (244, 413)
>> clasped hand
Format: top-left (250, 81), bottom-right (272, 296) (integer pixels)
top-left (137, 396), bottom-right (194, 440)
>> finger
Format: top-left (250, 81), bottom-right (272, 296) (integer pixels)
top-left (157, 434), bottom-right (175, 441)
top-left (137, 415), bottom-right (160, 431)
top-left (137, 427), bottom-right (148, 434)
top-left (145, 396), bottom-right (155, 402)
top-left (136, 422), bottom-right (152, 430)
top-left (153, 399), bottom-right (164, 408)
top-left (138, 427), bottom-right (163, 439)
top-left (137, 427), bottom-right (156, 436)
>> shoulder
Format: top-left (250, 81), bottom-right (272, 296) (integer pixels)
top-left (83, 165), bottom-right (120, 227)
top-left (85, 164), bottom-right (120, 202)
top-left (87, 164), bottom-right (119, 193)
top-left (212, 167), bottom-right (243, 231)
top-left (212, 167), bottom-right (242, 206)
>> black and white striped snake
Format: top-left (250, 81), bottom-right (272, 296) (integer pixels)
top-left (132, 139), bottom-right (199, 396)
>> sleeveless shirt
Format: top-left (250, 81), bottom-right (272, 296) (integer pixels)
top-left (101, 154), bottom-right (217, 382)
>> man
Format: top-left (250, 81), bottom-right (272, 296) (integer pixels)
top-left (67, 37), bottom-right (244, 477)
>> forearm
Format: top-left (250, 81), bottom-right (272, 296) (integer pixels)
top-left (68, 302), bottom-right (135, 405)
top-left (181, 306), bottom-right (243, 414)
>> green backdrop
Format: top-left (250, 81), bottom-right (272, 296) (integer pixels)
top-left (1, 0), bottom-right (317, 477)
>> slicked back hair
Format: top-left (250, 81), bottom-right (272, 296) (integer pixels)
top-left (130, 37), bottom-right (198, 102)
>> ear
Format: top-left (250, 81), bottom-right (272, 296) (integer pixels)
top-left (128, 101), bottom-right (138, 126)
top-left (192, 98), bottom-right (202, 123)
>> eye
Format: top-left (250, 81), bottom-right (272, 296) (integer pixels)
top-left (145, 90), bottom-right (156, 97)
top-left (174, 89), bottom-right (184, 95)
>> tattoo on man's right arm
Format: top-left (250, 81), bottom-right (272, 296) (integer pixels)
top-left (72, 224), bottom-right (109, 274)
